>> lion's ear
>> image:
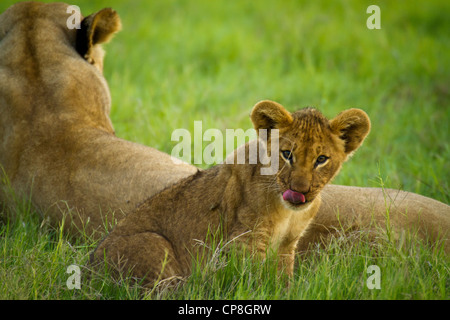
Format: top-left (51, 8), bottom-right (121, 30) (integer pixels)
top-left (250, 100), bottom-right (293, 132)
top-left (76, 8), bottom-right (121, 70)
top-left (330, 108), bottom-right (371, 155)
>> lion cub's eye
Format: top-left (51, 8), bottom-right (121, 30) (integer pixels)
top-left (315, 155), bottom-right (329, 166)
top-left (281, 150), bottom-right (293, 161)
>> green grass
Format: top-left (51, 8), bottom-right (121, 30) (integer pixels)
top-left (0, 0), bottom-right (449, 299)
top-left (1, 196), bottom-right (448, 300)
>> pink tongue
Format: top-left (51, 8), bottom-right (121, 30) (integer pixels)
top-left (282, 189), bottom-right (306, 204)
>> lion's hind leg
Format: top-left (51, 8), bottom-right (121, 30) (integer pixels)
top-left (91, 232), bottom-right (183, 288)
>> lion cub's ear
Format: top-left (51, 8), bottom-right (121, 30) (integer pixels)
top-left (251, 100), bottom-right (293, 132)
top-left (76, 8), bottom-right (121, 71)
top-left (330, 108), bottom-right (371, 155)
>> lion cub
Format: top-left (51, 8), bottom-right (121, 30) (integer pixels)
top-left (90, 100), bottom-right (370, 286)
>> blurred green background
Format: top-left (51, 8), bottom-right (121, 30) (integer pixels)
top-left (1, 0), bottom-right (449, 202)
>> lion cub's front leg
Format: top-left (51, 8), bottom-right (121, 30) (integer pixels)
top-left (228, 222), bottom-right (302, 277)
top-left (277, 199), bottom-right (321, 276)
top-left (277, 236), bottom-right (301, 276)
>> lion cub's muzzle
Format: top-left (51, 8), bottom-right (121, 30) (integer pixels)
top-left (282, 189), bottom-right (306, 205)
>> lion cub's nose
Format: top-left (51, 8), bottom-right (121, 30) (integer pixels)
top-left (282, 189), bottom-right (306, 204)
top-left (290, 179), bottom-right (310, 196)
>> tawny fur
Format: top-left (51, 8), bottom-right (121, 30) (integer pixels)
top-left (90, 101), bottom-right (371, 286)
top-left (298, 185), bottom-right (450, 253)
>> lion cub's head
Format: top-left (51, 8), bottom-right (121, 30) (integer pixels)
top-left (251, 100), bottom-right (370, 210)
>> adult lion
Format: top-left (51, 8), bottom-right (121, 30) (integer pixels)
top-left (0, 2), bottom-right (196, 238)
top-left (0, 2), bottom-right (448, 252)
